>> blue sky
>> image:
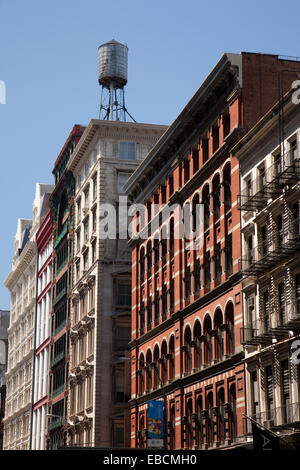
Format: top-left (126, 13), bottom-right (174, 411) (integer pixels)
top-left (0, 0), bottom-right (300, 309)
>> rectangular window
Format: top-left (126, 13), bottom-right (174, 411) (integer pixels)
top-left (290, 139), bottom-right (297, 163)
top-left (92, 174), bottom-right (97, 201)
top-left (262, 225), bottom-right (268, 256)
top-left (251, 370), bottom-right (259, 419)
top-left (278, 282), bottom-right (285, 324)
top-left (265, 365), bottom-right (274, 420)
top-left (116, 283), bottom-right (131, 307)
top-left (263, 291), bottom-right (269, 331)
top-left (119, 142), bottom-right (136, 160)
top-left (281, 359), bottom-right (290, 424)
top-left (259, 165), bottom-right (266, 189)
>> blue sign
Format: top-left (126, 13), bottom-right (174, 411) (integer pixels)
top-left (147, 400), bottom-right (164, 448)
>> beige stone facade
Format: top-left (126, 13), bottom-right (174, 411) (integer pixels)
top-left (67, 120), bottom-right (167, 447)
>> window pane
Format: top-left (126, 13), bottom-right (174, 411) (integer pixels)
top-left (119, 142), bottom-right (135, 160)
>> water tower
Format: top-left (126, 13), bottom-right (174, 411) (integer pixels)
top-left (98, 39), bottom-right (135, 122)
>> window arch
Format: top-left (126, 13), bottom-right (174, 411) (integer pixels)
top-left (203, 315), bottom-right (212, 366)
top-left (223, 162), bottom-right (231, 211)
top-left (161, 340), bottom-right (168, 384)
top-left (138, 353), bottom-right (145, 394)
top-left (192, 193), bottom-right (200, 233)
top-left (225, 302), bottom-right (234, 355)
top-left (202, 185), bottom-right (210, 231)
top-left (183, 326), bottom-right (192, 374)
top-left (153, 345), bottom-right (160, 388)
top-left (139, 247), bottom-right (145, 283)
top-left (146, 241), bottom-right (152, 276)
top-left (214, 308), bottom-right (223, 361)
top-left (212, 174), bottom-right (221, 221)
top-left (145, 349), bottom-right (152, 391)
top-left (169, 335), bottom-right (175, 381)
top-left (193, 320), bottom-right (201, 370)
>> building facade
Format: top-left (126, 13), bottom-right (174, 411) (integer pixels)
top-left (47, 125), bottom-right (85, 450)
top-left (3, 184), bottom-right (53, 450)
top-left (66, 119), bottom-right (167, 448)
top-left (125, 53), bottom-right (300, 450)
top-left (235, 89), bottom-right (300, 448)
top-left (0, 309), bottom-right (10, 450)
top-left (31, 204), bottom-right (53, 450)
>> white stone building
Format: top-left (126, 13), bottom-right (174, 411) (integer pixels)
top-left (66, 119), bottom-right (167, 447)
top-left (234, 92), bottom-right (300, 447)
top-left (3, 184), bottom-right (53, 450)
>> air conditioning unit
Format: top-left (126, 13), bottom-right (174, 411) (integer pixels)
top-left (248, 297), bottom-right (254, 307)
top-left (82, 207), bottom-right (88, 215)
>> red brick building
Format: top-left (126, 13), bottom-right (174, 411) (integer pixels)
top-left (125, 53), bottom-right (300, 449)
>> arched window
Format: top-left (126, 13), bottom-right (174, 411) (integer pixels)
top-left (145, 350), bottom-right (152, 391)
top-left (169, 336), bottom-right (175, 381)
top-left (193, 321), bottom-right (201, 370)
top-left (138, 353), bottom-right (145, 394)
top-left (139, 247), bottom-right (145, 283)
top-left (212, 174), bottom-right (221, 221)
top-left (202, 185), bottom-right (210, 231)
top-left (225, 302), bottom-right (234, 355)
top-left (184, 326), bottom-right (192, 374)
top-left (192, 194), bottom-right (200, 233)
top-left (214, 309), bottom-right (223, 362)
top-left (223, 163), bottom-right (231, 211)
top-left (153, 345), bottom-right (160, 388)
top-left (203, 315), bottom-right (212, 366)
top-left (161, 341), bottom-right (168, 385)
top-left (169, 218), bottom-right (174, 256)
top-left (146, 241), bottom-right (152, 276)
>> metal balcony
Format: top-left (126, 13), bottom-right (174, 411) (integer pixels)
top-left (249, 403), bottom-right (300, 430)
top-left (238, 154), bottom-right (300, 211)
top-left (241, 314), bottom-right (273, 345)
top-left (239, 218), bottom-right (300, 276)
top-left (241, 304), bottom-right (300, 345)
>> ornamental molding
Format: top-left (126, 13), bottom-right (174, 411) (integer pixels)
top-left (5, 242), bottom-right (37, 290)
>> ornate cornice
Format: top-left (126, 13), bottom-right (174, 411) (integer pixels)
top-left (5, 241), bottom-right (36, 291)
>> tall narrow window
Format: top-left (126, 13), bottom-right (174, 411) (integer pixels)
top-left (266, 365), bottom-right (274, 420)
top-left (278, 282), bottom-right (285, 324)
top-left (251, 371), bottom-right (259, 419)
top-left (281, 359), bottom-right (290, 424)
top-left (263, 291), bottom-right (270, 331)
